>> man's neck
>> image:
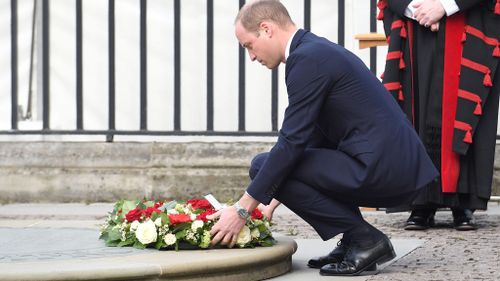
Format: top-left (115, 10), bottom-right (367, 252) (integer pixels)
top-left (283, 27), bottom-right (298, 63)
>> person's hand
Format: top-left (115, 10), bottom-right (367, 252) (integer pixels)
top-left (258, 203), bottom-right (275, 221)
top-left (412, 0), bottom-right (445, 27)
top-left (430, 22), bottom-right (439, 32)
top-left (207, 206), bottom-right (247, 248)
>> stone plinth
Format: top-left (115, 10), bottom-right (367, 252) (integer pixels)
top-left (0, 226), bottom-right (296, 281)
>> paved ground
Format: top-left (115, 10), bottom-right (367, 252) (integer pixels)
top-left (0, 202), bottom-right (499, 280)
top-left (272, 202), bottom-right (500, 281)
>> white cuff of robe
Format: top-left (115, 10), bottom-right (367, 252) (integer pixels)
top-left (404, 4), bottom-right (417, 20)
top-left (439, 0), bottom-right (459, 16)
top-left (405, 0), bottom-right (459, 19)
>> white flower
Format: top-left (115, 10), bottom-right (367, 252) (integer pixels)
top-left (130, 220), bottom-right (140, 231)
top-left (190, 214), bottom-right (197, 221)
top-left (264, 221), bottom-right (270, 229)
top-left (135, 220), bottom-right (157, 245)
top-left (237, 226), bottom-right (252, 246)
top-left (167, 209), bottom-right (178, 215)
top-left (186, 230), bottom-right (197, 241)
top-left (175, 204), bottom-right (185, 213)
top-left (164, 233), bottom-right (177, 246)
top-left (154, 217), bottom-right (162, 227)
top-left (191, 220), bottom-right (204, 231)
top-left (251, 228), bottom-right (260, 239)
top-left (158, 225), bottom-right (169, 236)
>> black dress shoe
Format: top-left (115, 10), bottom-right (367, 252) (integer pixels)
top-left (404, 209), bottom-right (435, 230)
top-left (307, 238), bottom-right (350, 268)
top-left (319, 235), bottom-right (396, 276)
top-left (453, 209), bottom-right (477, 231)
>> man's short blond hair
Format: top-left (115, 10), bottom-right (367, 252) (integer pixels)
top-left (235, 0), bottom-right (294, 33)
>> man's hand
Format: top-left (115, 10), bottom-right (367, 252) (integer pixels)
top-left (258, 203), bottom-right (275, 221)
top-left (207, 206), bottom-right (247, 248)
top-left (412, 0), bottom-right (446, 27)
top-left (257, 199), bottom-right (281, 221)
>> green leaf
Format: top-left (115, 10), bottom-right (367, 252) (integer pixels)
top-left (175, 230), bottom-right (187, 239)
top-left (122, 200), bottom-right (137, 215)
top-left (106, 240), bottom-right (120, 247)
top-left (133, 241), bottom-right (146, 249)
top-left (155, 238), bottom-right (164, 249)
top-left (117, 239), bottom-right (135, 247)
top-left (107, 229), bottom-right (122, 242)
top-left (143, 201), bottom-right (155, 208)
top-left (151, 212), bottom-right (159, 221)
top-left (159, 213), bottom-right (170, 225)
top-left (172, 223), bottom-right (190, 233)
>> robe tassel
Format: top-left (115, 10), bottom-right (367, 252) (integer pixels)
top-left (474, 102), bottom-right (482, 115)
top-left (484, 71), bottom-right (492, 87)
top-left (464, 130), bottom-right (473, 144)
top-left (494, 44), bottom-right (500, 57)
top-left (400, 25), bottom-right (407, 39)
top-left (377, 0), bottom-right (387, 20)
top-left (398, 87), bottom-right (404, 101)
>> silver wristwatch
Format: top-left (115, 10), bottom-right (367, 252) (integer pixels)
top-left (234, 201), bottom-right (250, 220)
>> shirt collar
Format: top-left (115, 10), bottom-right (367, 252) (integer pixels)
top-left (285, 29), bottom-right (299, 62)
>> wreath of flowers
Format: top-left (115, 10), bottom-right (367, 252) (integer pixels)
top-left (99, 199), bottom-right (275, 250)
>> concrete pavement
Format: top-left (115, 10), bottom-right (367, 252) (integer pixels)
top-left (0, 202), bottom-right (499, 280)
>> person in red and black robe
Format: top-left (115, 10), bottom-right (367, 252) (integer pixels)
top-left (379, 0), bottom-right (500, 230)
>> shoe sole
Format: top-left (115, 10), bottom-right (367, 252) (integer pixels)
top-left (455, 225), bottom-right (477, 231)
top-left (404, 225), bottom-right (429, 231)
top-left (319, 246), bottom-right (397, 276)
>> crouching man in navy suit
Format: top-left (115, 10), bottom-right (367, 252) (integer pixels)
top-left (207, 0), bottom-right (438, 276)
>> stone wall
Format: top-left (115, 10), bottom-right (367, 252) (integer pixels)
top-left (0, 142), bottom-right (273, 203)
top-left (0, 142), bottom-right (498, 203)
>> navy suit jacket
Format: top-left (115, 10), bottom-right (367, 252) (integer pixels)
top-left (247, 29), bottom-right (438, 205)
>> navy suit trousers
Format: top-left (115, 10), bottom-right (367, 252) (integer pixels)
top-left (250, 151), bottom-right (418, 240)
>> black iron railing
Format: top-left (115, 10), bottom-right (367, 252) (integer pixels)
top-left (3, 0), bottom-right (381, 141)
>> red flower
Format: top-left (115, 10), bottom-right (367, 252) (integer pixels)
top-left (143, 207), bottom-right (161, 218)
top-left (125, 208), bottom-right (143, 222)
top-left (251, 208), bottom-right (263, 220)
top-left (169, 214), bottom-right (192, 225)
top-left (196, 209), bottom-right (217, 222)
top-left (154, 201), bottom-right (164, 208)
top-left (187, 199), bottom-right (213, 210)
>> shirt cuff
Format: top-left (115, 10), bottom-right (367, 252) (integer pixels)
top-left (439, 0), bottom-right (459, 16)
top-left (404, 1), bottom-right (417, 20)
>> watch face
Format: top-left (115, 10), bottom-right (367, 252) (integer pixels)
top-left (237, 208), bottom-right (248, 218)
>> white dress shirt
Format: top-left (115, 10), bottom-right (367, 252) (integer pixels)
top-left (285, 29), bottom-right (299, 62)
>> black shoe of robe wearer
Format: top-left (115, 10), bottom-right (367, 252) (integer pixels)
top-left (319, 235), bottom-right (396, 276)
top-left (453, 208), bottom-right (477, 231)
top-left (404, 209), bottom-right (435, 230)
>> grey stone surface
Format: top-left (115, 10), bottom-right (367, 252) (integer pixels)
top-left (1, 141), bottom-right (499, 203)
top-left (271, 202), bottom-right (500, 281)
top-left (1, 203), bottom-right (499, 280)
top-left (0, 142), bottom-right (273, 203)
top-left (0, 225), bottom-right (296, 281)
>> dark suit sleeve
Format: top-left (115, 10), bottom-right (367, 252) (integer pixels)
top-left (246, 53), bottom-right (331, 204)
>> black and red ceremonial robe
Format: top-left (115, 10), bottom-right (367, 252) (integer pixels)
top-left (378, 0), bottom-right (500, 202)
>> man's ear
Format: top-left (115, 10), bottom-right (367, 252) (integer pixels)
top-left (259, 21), bottom-right (273, 37)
